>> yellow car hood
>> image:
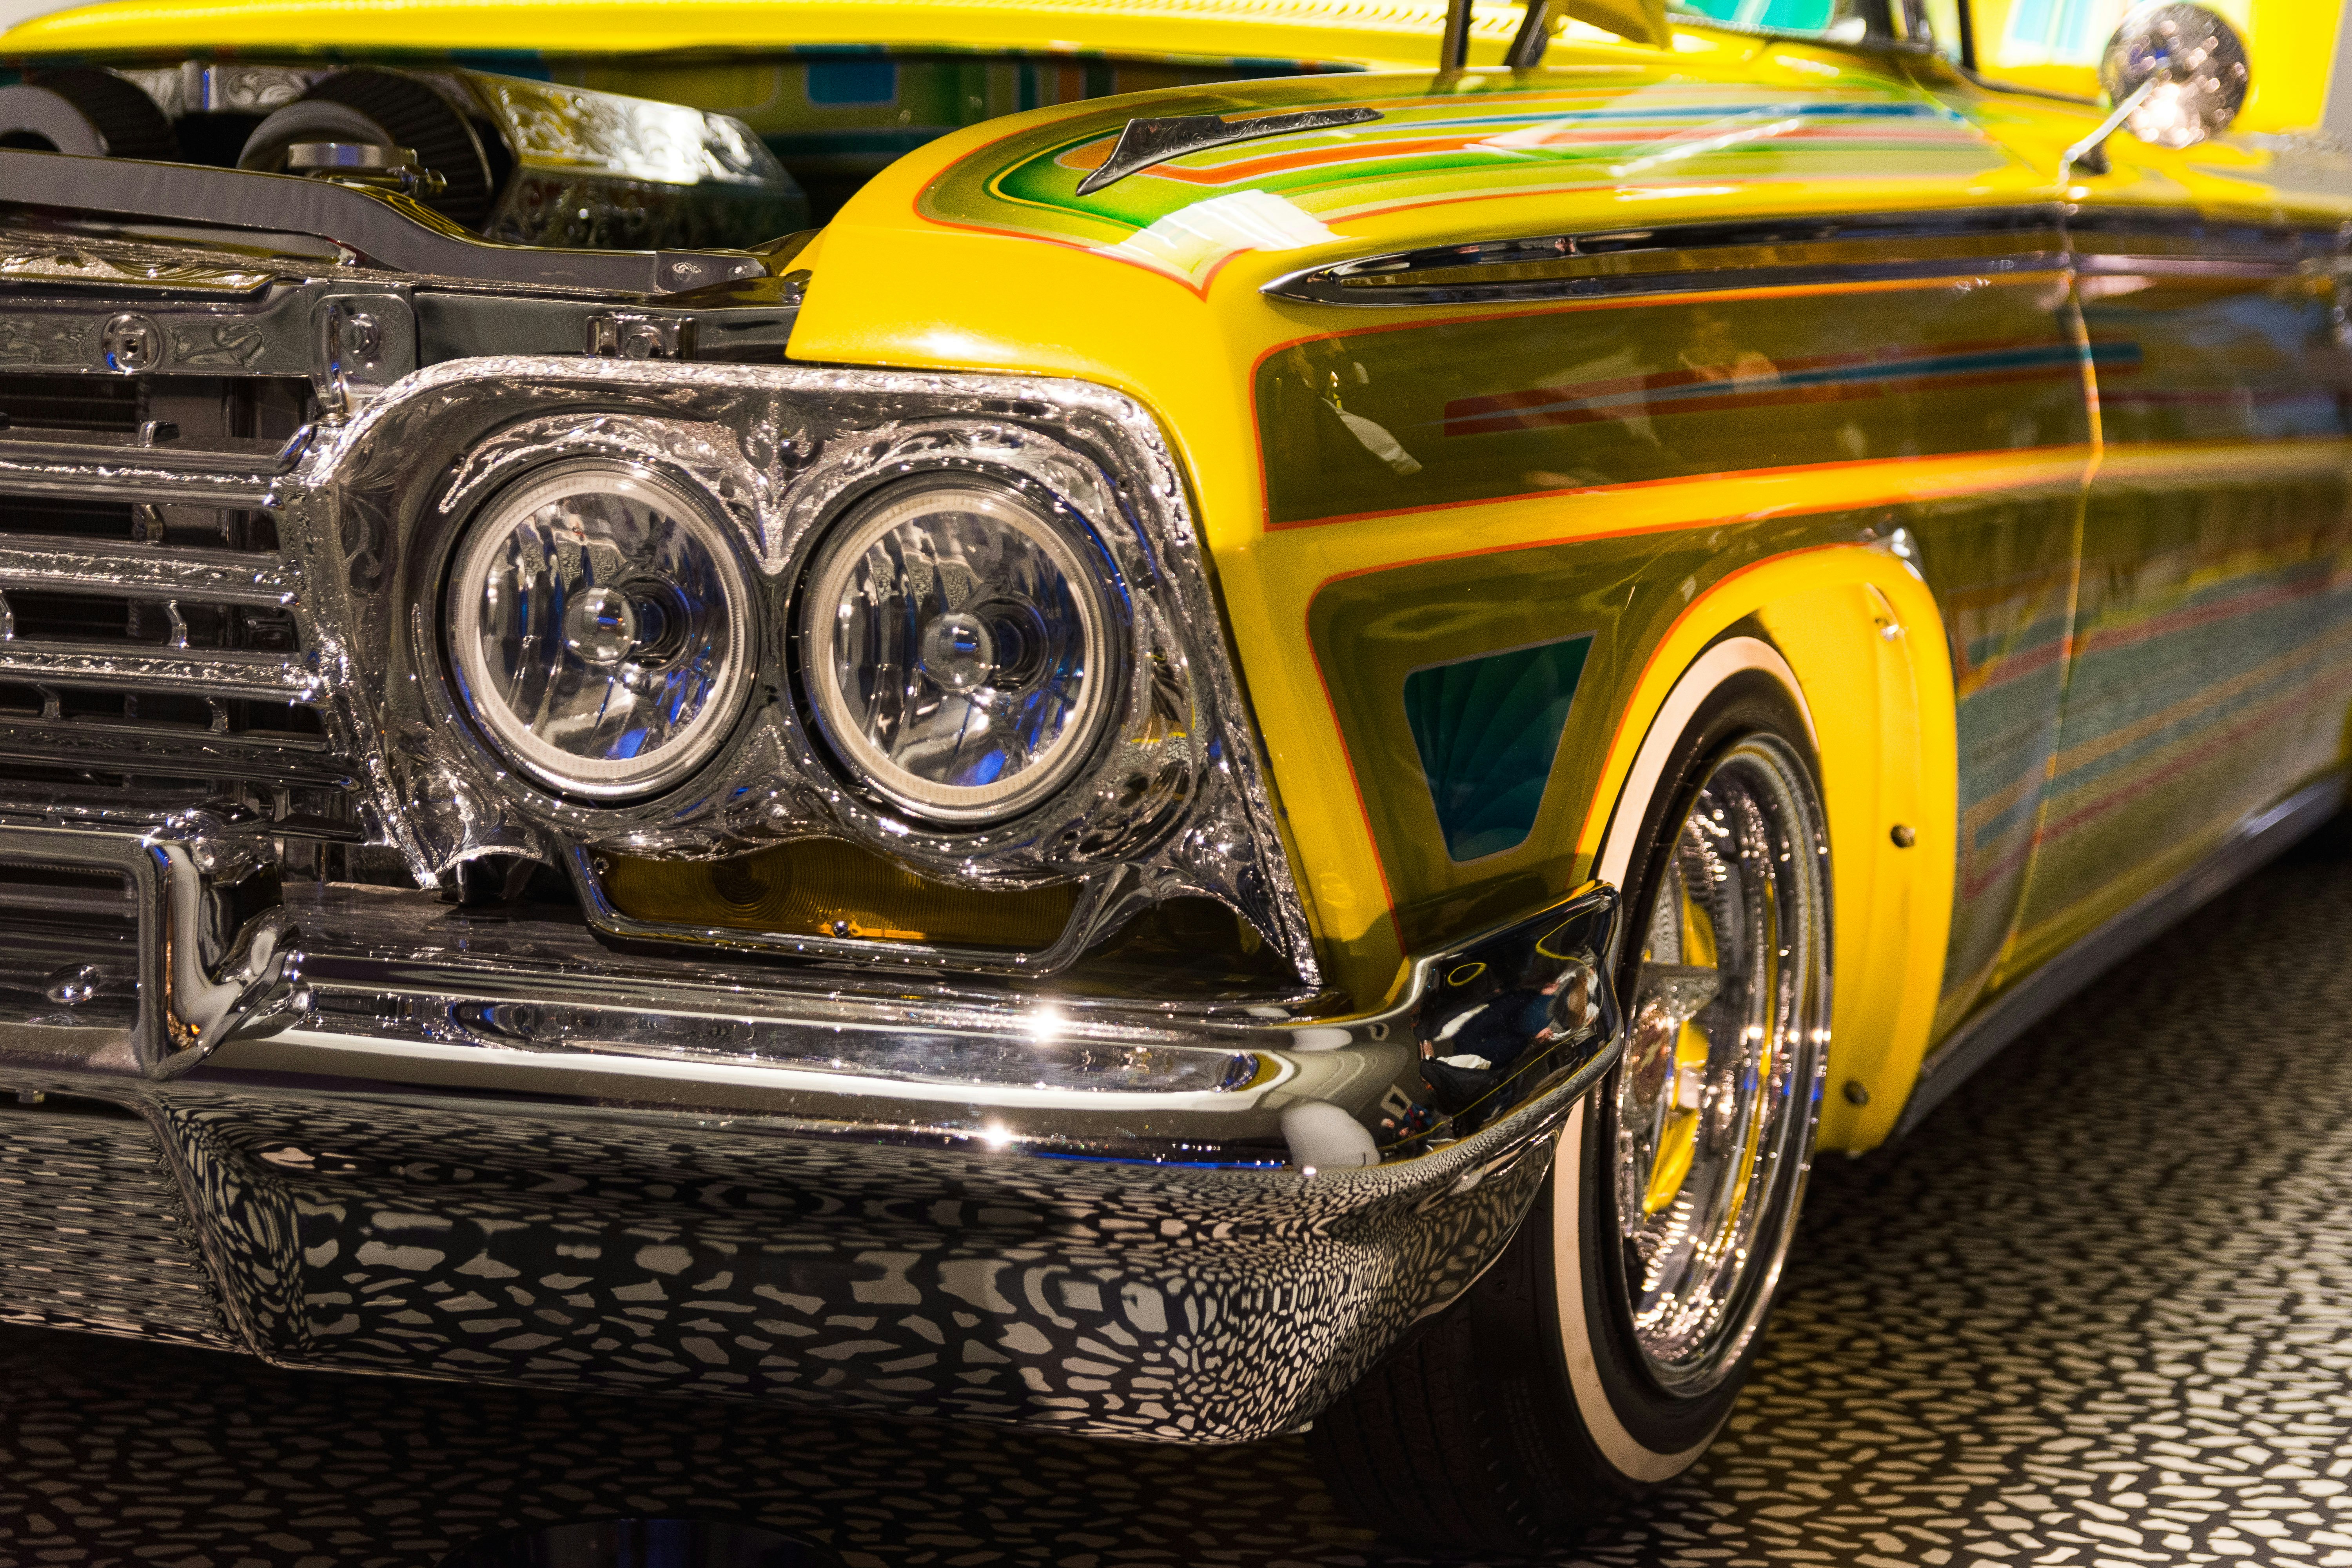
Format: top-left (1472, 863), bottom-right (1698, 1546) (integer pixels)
top-left (0, 0), bottom-right (1655, 66)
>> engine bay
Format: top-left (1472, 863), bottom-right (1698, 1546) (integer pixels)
top-left (1, 61), bottom-right (811, 252)
top-left (0, 52), bottom-right (1330, 249)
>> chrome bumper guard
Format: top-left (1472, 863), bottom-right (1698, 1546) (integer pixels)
top-left (0, 821), bottom-right (1621, 1442)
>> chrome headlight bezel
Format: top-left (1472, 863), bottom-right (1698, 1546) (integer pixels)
top-left (794, 470), bottom-right (1127, 829)
top-left (317, 365), bottom-right (1319, 986)
top-left (441, 454), bottom-right (760, 803)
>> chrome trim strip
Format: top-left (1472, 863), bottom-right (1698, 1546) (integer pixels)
top-left (1895, 772), bottom-right (2345, 1138)
top-left (0, 541), bottom-right (299, 607)
top-left (0, 642), bottom-right (323, 701)
top-left (1261, 205), bottom-right (2338, 308)
top-left (0, 467), bottom-right (278, 508)
top-left (0, 724), bottom-right (345, 781)
top-left (0, 428), bottom-right (310, 477)
top-left (1075, 107), bottom-right (1381, 196)
top-left (1263, 207), bottom-right (2072, 308)
top-left (263, 878), bottom-right (1618, 1167)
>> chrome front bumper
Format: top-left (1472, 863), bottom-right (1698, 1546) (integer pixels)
top-left (0, 820), bottom-right (1621, 1442)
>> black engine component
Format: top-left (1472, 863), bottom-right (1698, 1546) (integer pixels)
top-left (9, 62), bottom-right (806, 255)
top-left (0, 67), bottom-right (178, 160)
top-left (240, 67), bottom-right (497, 229)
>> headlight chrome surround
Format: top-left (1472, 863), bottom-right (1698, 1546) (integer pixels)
top-left (797, 475), bottom-right (1123, 827)
top-left (444, 456), bottom-right (757, 802)
top-left (328, 368), bottom-right (1320, 987)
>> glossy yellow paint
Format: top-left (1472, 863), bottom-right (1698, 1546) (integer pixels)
top-left (1987, 434), bottom-right (2352, 985)
top-left (770, 23), bottom-right (2352, 1140)
top-left (788, 45), bottom-right (2056, 1009)
top-left (784, 47), bottom-right (2062, 1125)
top-left (1537, 546), bottom-right (1955, 1153)
top-left (0, 0), bottom-right (1645, 65)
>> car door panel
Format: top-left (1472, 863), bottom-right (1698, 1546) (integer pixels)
top-left (2003, 216), bottom-right (2352, 976)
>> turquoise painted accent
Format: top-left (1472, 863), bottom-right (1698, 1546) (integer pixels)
top-left (1680, 0), bottom-right (1837, 31)
top-left (807, 59), bottom-right (898, 105)
top-left (1403, 633), bottom-right (1593, 863)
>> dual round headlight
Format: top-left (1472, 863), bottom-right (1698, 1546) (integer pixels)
top-left (799, 479), bottom-right (1116, 825)
top-left (447, 459), bottom-right (755, 800)
top-left (446, 461), bottom-right (1117, 824)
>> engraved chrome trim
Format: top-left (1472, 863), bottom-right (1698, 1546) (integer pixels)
top-left (0, 643), bottom-right (321, 702)
top-left (1074, 107), bottom-right (1382, 196)
top-left (0, 541), bottom-right (298, 607)
top-left (0, 427), bottom-right (311, 477)
top-left (298, 358), bottom-right (1319, 983)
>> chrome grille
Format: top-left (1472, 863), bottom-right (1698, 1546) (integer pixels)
top-left (0, 435), bottom-right (354, 831)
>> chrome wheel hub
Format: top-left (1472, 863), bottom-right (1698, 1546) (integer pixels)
top-left (1613, 735), bottom-right (1829, 1394)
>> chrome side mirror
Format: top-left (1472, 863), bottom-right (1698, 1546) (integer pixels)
top-left (2064, 3), bottom-right (2250, 176)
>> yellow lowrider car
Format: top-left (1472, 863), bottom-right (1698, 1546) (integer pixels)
top-left (0, 0), bottom-right (2339, 1548)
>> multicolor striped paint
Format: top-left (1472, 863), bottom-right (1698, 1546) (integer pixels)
top-left (917, 71), bottom-right (2007, 288)
top-left (1297, 269), bottom-right (2092, 960)
top-left (1257, 275), bottom-right (2089, 526)
top-left (2000, 255), bottom-right (2352, 980)
top-left (1289, 218), bottom-right (2352, 1038)
top-left (1439, 339), bottom-right (2107, 439)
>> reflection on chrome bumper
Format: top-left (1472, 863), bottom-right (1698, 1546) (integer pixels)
top-left (0, 821), bottom-right (1620, 1441)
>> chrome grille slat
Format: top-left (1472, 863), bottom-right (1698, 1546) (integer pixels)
top-left (0, 428), bottom-right (301, 476)
top-left (0, 724), bottom-right (343, 777)
top-left (0, 641), bottom-right (322, 702)
top-left (0, 541), bottom-right (297, 605)
top-left (0, 473), bottom-right (274, 508)
top-left (0, 355), bottom-right (341, 829)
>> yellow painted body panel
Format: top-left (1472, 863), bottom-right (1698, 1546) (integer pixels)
top-left (2, 0), bottom-right (1623, 66)
top-left (777, 42), bottom-right (2351, 1147)
top-left (9, 0), bottom-right (2342, 135)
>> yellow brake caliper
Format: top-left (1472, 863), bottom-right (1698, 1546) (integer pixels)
top-left (1643, 889), bottom-right (1717, 1215)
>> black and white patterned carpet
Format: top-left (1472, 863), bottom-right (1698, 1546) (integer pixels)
top-left (8, 834), bottom-right (2352, 1567)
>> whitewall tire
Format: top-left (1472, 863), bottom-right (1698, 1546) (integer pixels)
top-left (1312, 643), bottom-right (1833, 1551)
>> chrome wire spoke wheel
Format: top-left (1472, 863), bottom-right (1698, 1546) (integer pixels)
top-left (1311, 659), bottom-right (1832, 1549)
top-left (1612, 733), bottom-right (1829, 1395)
